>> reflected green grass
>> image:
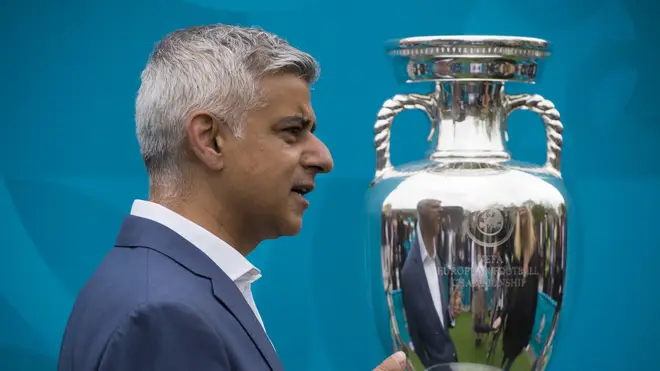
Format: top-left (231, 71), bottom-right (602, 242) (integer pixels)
top-left (404, 313), bottom-right (533, 371)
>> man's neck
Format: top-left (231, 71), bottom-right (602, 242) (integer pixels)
top-left (150, 189), bottom-right (258, 256)
top-left (419, 223), bottom-right (436, 258)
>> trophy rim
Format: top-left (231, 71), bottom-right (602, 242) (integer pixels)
top-left (384, 35), bottom-right (552, 82)
top-left (390, 35), bottom-right (549, 50)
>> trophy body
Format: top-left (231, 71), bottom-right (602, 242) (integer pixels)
top-left (368, 36), bottom-right (568, 371)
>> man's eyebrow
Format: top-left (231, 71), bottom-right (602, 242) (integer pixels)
top-left (277, 115), bottom-right (316, 133)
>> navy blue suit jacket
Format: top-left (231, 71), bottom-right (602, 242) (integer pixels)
top-left (57, 215), bottom-right (283, 371)
top-left (400, 237), bottom-right (457, 368)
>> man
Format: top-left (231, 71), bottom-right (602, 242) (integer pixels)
top-left (400, 199), bottom-right (460, 368)
top-left (57, 24), bottom-right (407, 371)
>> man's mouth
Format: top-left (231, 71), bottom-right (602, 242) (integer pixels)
top-left (290, 184), bottom-right (314, 196)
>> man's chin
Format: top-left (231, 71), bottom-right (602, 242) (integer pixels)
top-left (278, 217), bottom-right (303, 237)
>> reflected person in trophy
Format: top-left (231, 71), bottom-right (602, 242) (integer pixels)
top-left (494, 206), bottom-right (540, 371)
top-left (400, 199), bottom-right (461, 368)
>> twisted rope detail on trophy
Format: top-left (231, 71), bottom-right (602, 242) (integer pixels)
top-left (504, 94), bottom-right (564, 177)
top-left (372, 93), bottom-right (437, 186)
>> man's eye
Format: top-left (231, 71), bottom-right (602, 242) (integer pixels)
top-left (284, 127), bottom-right (303, 135)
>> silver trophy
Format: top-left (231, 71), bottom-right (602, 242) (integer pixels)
top-left (368, 36), bottom-right (568, 371)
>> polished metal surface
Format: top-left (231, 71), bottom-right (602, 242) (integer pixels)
top-left (386, 35), bottom-right (550, 83)
top-left (368, 36), bottom-right (567, 371)
top-left (426, 363), bottom-right (503, 371)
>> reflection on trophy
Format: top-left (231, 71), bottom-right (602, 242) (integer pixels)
top-left (399, 200), bottom-right (460, 368)
top-left (369, 36), bottom-right (569, 371)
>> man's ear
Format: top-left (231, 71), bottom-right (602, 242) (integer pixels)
top-left (186, 110), bottom-right (226, 171)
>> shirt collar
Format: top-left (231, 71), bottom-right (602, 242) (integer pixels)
top-left (130, 200), bottom-right (260, 283)
top-left (417, 223), bottom-right (437, 262)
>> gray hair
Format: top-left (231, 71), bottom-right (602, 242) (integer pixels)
top-left (135, 24), bottom-right (320, 196)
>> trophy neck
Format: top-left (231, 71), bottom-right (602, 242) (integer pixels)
top-left (430, 81), bottom-right (510, 161)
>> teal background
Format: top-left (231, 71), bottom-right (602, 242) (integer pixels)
top-left (1, 0), bottom-right (658, 370)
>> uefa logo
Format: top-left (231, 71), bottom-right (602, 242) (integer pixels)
top-left (467, 207), bottom-right (514, 247)
top-left (477, 208), bottom-right (505, 236)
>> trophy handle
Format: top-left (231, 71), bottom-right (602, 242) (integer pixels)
top-left (372, 93), bottom-right (437, 186)
top-left (504, 93), bottom-right (564, 178)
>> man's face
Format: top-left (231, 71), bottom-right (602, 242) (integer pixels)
top-left (418, 199), bottom-right (442, 236)
top-left (219, 74), bottom-right (333, 239)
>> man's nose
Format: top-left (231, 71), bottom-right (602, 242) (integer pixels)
top-left (303, 135), bottom-right (334, 174)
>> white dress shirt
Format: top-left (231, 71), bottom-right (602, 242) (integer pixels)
top-left (417, 223), bottom-right (445, 328)
top-left (446, 230), bottom-right (454, 269)
top-left (130, 200), bottom-right (268, 333)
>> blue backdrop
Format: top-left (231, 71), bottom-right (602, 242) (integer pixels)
top-left (1, 0), bottom-right (658, 370)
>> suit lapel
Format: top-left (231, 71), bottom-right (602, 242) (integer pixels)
top-left (411, 238), bottom-right (452, 340)
top-left (411, 240), bottom-right (440, 326)
top-left (115, 215), bottom-right (283, 371)
top-left (210, 271), bottom-right (283, 371)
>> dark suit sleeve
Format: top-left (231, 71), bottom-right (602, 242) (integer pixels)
top-left (98, 301), bottom-right (230, 371)
top-left (401, 276), bottom-right (429, 366)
